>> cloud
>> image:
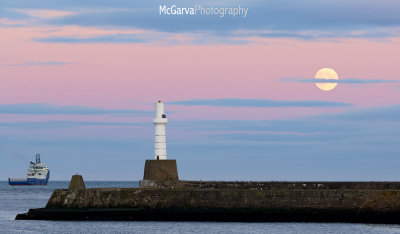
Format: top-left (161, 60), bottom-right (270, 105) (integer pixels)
top-left (0, 8), bottom-right (32, 20)
top-left (34, 34), bottom-right (147, 44)
top-left (235, 28), bottom-right (400, 41)
top-left (32, 29), bottom-right (400, 45)
top-left (37, 0), bottom-right (400, 33)
top-left (283, 77), bottom-right (400, 84)
top-left (34, 32), bottom-right (249, 45)
top-left (172, 119), bottom-right (355, 135)
top-left (324, 104), bottom-right (400, 122)
top-left (2, 0), bottom-right (400, 43)
top-left (3, 121), bottom-right (147, 129)
top-left (2, 61), bottom-right (72, 66)
top-left (0, 18), bottom-right (30, 27)
top-left (14, 9), bottom-right (74, 18)
top-left (0, 103), bottom-right (151, 115)
top-left (168, 98), bottom-right (352, 108)
top-left (169, 104), bottom-right (400, 142)
top-left (165, 104), bottom-right (400, 144)
top-left (0, 120), bottom-right (146, 129)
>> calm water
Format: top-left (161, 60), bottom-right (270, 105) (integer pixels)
top-left (1, 181), bottom-right (400, 234)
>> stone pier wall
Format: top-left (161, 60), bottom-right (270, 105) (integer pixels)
top-left (45, 187), bottom-right (400, 212)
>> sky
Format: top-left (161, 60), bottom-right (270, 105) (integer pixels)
top-left (1, 0), bottom-right (400, 181)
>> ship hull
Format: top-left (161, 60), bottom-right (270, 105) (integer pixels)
top-left (8, 171), bottom-right (50, 186)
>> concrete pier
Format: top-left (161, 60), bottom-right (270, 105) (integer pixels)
top-left (15, 180), bottom-right (400, 223)
top-left (68, 175), bottom-right (85, 191)
top-left (14, 157), bottom-right (400, 223)
top-left (140, 159), bottom-right (178, 187)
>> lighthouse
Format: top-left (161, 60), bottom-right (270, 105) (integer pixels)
top-left (140, 100), bottom-right (178, 187)
top-left (153, 101), bottom-right (168, 160)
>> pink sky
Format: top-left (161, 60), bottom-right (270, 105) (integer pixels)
top-left (2, 2), bottom-right (400, 181)
top-left (1, 26), bottom-right (400, 121)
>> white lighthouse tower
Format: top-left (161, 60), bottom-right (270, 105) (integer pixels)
top-left (140, 100), bottom-right (178, 187)
top-left (153, 101), bottom-right (168, 160)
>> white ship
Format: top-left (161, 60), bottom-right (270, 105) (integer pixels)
top-left (8, 154), bottom-right (50, 185)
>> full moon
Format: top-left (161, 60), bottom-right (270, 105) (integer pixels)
top-left (314, 68), bottom-right (339, 91)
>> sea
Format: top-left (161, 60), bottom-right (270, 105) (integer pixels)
top-left (1, 181), bottom-right (400, 234)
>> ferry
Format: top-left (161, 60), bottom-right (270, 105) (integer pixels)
top-left (8, 154), bottom-right (50, 186)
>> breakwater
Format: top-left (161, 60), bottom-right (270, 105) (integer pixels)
top-left (16, 178), bottom-right (400, 223)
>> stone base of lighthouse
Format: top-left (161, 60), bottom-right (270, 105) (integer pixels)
top-left (139, 160), bottom-right (178, 187)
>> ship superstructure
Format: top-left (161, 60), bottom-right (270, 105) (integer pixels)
top-left (8, 154), bottom-right (50, 185)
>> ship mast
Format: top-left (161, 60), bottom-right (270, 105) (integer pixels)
top-left (36, 154), bottom-right (41, 164)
